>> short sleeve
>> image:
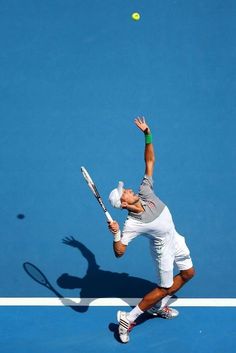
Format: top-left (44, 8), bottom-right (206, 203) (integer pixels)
top-left (139, 175), bottom-right (154, 197)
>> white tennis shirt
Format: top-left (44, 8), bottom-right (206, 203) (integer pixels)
top-left (121, 175), bottom-right (168, 246)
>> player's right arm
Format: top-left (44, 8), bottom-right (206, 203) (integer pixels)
top-left (134, 117), bottom-right (155, 177)
top-left (108, 221), bottom-right (127, 258)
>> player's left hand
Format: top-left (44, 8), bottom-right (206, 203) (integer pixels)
top-left (134, 116), bottom-right (151, 134)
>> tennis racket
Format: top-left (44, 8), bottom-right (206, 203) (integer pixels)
top-left (81, 166), bottom-right (113, 222)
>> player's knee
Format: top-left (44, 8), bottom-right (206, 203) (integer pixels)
top-left (158, 287), bottom-right (169, 296)
top-left (181, 267), bottom-right (195, 282)
top-left (158, 285), bottom-right (173, 295)
top-left (150, 286), bottom-right (169, 300)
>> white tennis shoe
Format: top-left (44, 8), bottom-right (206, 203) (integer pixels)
top-left (117, 311), bottom-right (136, 343)
top-left (147, 305), bottom-right (179, 319)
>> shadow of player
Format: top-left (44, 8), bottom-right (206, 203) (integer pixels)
top-left (57, 236), bottom-right (158, 311)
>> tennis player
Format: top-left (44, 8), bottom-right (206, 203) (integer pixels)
top-left (108, 117), bottom-right (195, 343)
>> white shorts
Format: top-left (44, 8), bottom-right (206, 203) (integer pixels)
top-left (145, 207), bottom-right (193, 288)
top-left (150, 230), bottom-right (193, 288)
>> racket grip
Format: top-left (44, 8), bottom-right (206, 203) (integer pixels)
top-left (105, 212), bottom-right (113, 222)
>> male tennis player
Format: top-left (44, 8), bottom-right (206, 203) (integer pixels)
top-left (108, 117), bottom-right (195, 343)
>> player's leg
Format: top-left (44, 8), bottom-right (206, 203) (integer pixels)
top-left (171, 231), bottom-right (195, 293)
top-left (117, 286), bottom-right (168, 343)
top-left (116, 241), bottom-right (173, 343)
top-left (127, 250), bottom-right (175, 315)
top-left (117, 266), bottom-right (188, 342)
top-left (117, 231), bottom-right (195, 342)
top-left (148, 231), bottom-right (195, 316)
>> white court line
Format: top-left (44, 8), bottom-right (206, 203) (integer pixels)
top-left (0, 298), bottom-right (236, 307)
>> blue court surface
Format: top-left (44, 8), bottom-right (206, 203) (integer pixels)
top-left (1, 1), bottom-right (236, 352)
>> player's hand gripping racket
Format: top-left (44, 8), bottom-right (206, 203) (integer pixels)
top-left (81, 166), bottom-right (113, 222)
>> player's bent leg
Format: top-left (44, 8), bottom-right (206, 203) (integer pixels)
top-left (179, 267), bottom-right (195, 282)
top-left (165, 266), bottom-right (195, 296)
top-left (148, 267), bottom-right (195, 318)
top-left (146, 284), bottom-right (179, 319)
top-left (138, 286), bottom-right (168, 311)
top-left (141, 263), bottom-right (174, 312)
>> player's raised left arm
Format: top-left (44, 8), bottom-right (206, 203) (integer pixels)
top-left (134, 117), bottom-right (155, 177)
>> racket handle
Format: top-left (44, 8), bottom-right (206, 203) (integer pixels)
top-left (105, 212), bottom-right (113, 222)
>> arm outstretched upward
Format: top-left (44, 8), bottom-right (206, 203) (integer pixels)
top-left (134, 116), bottom-right (155, 177)
top-left (108, 117), bottom-right (155, 258)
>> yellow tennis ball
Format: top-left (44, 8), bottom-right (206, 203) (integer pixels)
top-left (132, 12), bottom-right (140, 21)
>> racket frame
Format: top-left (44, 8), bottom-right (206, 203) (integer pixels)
top-left (81, 166), bottom-right (113, 222)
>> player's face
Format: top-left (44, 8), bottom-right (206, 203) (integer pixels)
top-left (121, 188), bottom-right (139, 205)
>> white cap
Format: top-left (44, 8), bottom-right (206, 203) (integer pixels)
top-left (109, 181), bottom-right (124, 209)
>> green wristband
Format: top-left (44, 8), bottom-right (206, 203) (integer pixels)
top-left (145, 134), bottom-right (152, 144)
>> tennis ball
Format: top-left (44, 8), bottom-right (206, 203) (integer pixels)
top-left (132, 12), bottom-right (140, 21)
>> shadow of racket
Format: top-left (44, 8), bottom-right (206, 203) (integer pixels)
top-left (23, 262), bottom-right (88, 312)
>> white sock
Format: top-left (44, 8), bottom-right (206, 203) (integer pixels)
top-left (156, 295), bottom-right (172, 309)
top-left (126, 305), bottom-right (144, 322)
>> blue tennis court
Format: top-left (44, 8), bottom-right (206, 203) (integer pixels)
top-left (1, 1), bottom-right (236, 352)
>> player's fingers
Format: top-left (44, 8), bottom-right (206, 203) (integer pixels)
top-left (110, 225), bottom-right (117, 231)
top-left (138, 116), bottom-right (143, 124)
top-left (108, 220), bottom-right (117, 228)
top-left (112, 226), bottom-right (119, 233)
top-left (134, 118), bottom-right (143, 127)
